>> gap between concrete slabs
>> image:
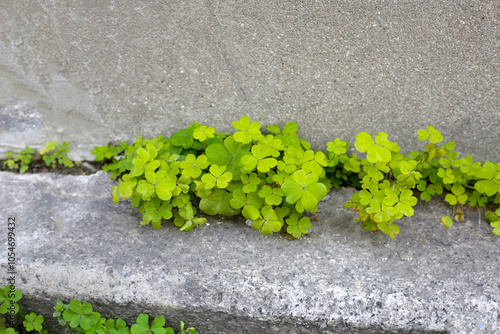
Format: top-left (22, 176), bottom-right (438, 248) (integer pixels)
top-left (0, 171), bottom-right (498, 333)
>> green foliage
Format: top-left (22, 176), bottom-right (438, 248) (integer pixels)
top-left (0, 286), bottom-right (22, 315)
top-left (344, 126), bottom-right (500, 238)
top-left (0, 287), bottom-right (197, 334)
top-left (103, 117), bottom-right (335, 239)
top-left (2, 146), bottom-right (34, 173)
top-left (94, 118), bottom-right (500, 238)
top-left (23, 312), bottom-right (44, 332)
top-left (41, 141), bottom-right (81, 168)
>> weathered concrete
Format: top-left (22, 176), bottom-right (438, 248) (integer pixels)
top-left (1, 1), bottom-right (499, 161)
top-left (1, 171), bottom-right (498, 333)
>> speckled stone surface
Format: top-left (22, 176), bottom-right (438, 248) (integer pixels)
top-left (1, 1), bottom-right (499, 162)
top-left (0, 171), bottom-right (498, 333)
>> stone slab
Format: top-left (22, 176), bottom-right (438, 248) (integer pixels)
top-left (0, 171), bottom-right (498, 333)
top-left (1, 1), bottom-right (499, 161)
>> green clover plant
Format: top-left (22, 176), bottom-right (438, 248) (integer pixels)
top-left (41, 141), bottom-right (81, 168)
top-left (93, 117), bottom-right (499, 239)
top-left (2, 146), bottom-right (34, 173)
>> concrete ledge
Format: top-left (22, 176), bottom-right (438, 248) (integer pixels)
top-left (1, 171), bottom-right (499, 333)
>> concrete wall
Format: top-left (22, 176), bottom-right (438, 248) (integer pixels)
top-left (1, 0), bottom-right (499, 161)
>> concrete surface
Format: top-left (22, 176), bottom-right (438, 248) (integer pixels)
top-left (1, 1), bottom-right (499, 161)
top-left (1, 170), bottom-right (499, 333)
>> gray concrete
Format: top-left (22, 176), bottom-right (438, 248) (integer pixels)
top-left (0, 1), bottom-right (499, 161)
top-left (1, 171), bottom-right (498, 333)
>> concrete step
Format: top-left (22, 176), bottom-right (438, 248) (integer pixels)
top-left (1, 171), bottom-right (498, 333)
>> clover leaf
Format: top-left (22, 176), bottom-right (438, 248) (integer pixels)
top-left (396, 189), bottom-right (418, 217)
top-left (378, 223), bottom-right (400, 239)
top-left (193, 125), bottom-right (215, 142)
top-left (396, 160), bottom-right (422, 188)
top-left (277, 155), bottom-right (298, 174)
top-left (200, 189), bottom-right (237, 216)
top-left (136, 170), bottom-right (177, 200)
top-left (241, 173), bottom-right (262, 193)
top-left (327, 138), bottom-right (349, 155)
top-left (257, 135), bottom-right (284, 157)
top-left (418, 126), bottom-right (443, 143)
top-left (286, 215), bottom-right (312, 238)
top-left (445, 185), bottom-right (468, 205)
top-left (24, 312), bottom-right (44, 332)
top-left (258, 185), bottom-right (284, 206)
top-left (240, 146), bottom-right (277, 173)
top-left (142, 198), bottom-right (173, 227)
top-left (201, 165), bottom-right (232, 189)
top-left (252, 206), bottom-right (282, 234)
top-left (355, 132), bottom-right (398, 164)
top-left (299, 150), bottom-right (328, 176)
top-left (229, 189), bottom-right (263, 220)
top-left (131, 314), bottom-right (167, 334)
top-left (469, 191), bottom-right (488, 207)
top-left (205, 136), bottom-right (250, 180)
top-left (474, 162), bottom-right (500, 196)
top-left (437, 168), bottom-right (455, 184)
top-left (118, 175), bottom-right (137, 199)
top-left (130, 147), bottom-right (160, 177)
top-left (170, 123), bottom-right (200, 149)
top-left (0, 285), bottom-right (22, 315)
top-left (232, 116), bottom-right (261, 143)
top-left (104, 318), bottom-right (130, 334)
top-left (281, 170), bottom-right (328, 211)
top-left (440, 216), bottom-right (453, 228)
top-left (63, 300), bottom-right (97, 330)
top-left (180, 154), bottom-right (209, 178)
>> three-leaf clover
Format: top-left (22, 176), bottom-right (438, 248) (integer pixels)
top-left (142, 198), bottom-right (173, 227)
top-left (136, 170), bottom-right (177, 200)
top-left (130, 314), bottom-right (170, 334)
top-left (23, 312), bottom-right (44, 332)
top-left (229, 189), bottom-right (263, 220)
top-left (193, 125), bottom-right (215, 142)
top-left (0, 285), bottom-right (22, 315)
top-left (63, 300), bottom-right (98, 330)
top-left (445, 185), bottom-right (468, 205)
top-left (286, 215), bottom-right (312, 238)
top-left (104, 318), bottom-right (130, 334)
top-left (257, 135), bottom-right (284, 157)
top-left (240, 146), bottom-right (277, 173)
top-left (355, 132), bottom-right (399, 163)
top-left (418, 126), bottom-right (443, 143)
top-left (281, 170), bottom-right (328, 211)
top-left (299, 150), bottom-right (328, 176)
top-left (258, 185), bottom-right (284, 206)
top-left (327, 138), bottom-right (349, 155)
top-left (252, 206), bottom-right (282, 234)
top-left (382, 188), bottom-right (418, 218)
top-left (180, 154), bottom-right (209, 178)
top-left (130, 147), bottom-right (159, 178)
top-left (240, 173), bottom-right (262, 193)
top-left (232, 116), bottom-right (261, 143)
top-left (201, 165), bottom-right (232, 189)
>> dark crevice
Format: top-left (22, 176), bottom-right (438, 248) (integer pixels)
top-left (0, 159), bottom-right (104, 176)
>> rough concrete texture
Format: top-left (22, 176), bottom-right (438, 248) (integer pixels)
top-left (0, 1), bottom-right (499, 161)
top-left (1, 171), bottom-right (498, 333)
